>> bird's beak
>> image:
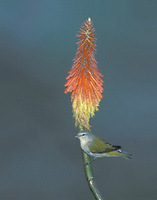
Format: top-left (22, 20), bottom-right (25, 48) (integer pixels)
top-left (75, 135), bottom-right (78, 138)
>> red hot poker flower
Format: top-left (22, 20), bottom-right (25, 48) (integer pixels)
top-left (65, 18), bottom-right (103, 130)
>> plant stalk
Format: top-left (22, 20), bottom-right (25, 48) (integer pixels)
top-left (78, 125), bottom-right (104, 200)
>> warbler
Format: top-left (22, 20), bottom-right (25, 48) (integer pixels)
top-left (75, 131), bottom-right (132, 164)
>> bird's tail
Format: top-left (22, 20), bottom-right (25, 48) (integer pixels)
top-left (120, 151), bottom-right (133, 159)
top-left (107, 150), bottom-right (133, 159)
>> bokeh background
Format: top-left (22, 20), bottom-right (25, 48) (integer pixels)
top-left (1, 0), bottom-right (157, 199)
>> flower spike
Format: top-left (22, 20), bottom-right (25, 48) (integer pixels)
top-left (65, 18), bottom-right (103, 130)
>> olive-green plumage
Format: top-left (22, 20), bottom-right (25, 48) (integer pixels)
top-left (89, 136), bottom-right (119, 153)
top-left (75, 131), bottom-right (132, 162)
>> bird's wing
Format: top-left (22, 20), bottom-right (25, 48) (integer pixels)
top-left (89, 136), bottom-right (121, 153)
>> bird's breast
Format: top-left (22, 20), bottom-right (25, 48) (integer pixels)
top-left (80, 138), bottom-right (90, 153)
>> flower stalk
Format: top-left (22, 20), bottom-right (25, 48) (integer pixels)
top-left (78, 125), bottom-right (104, 200)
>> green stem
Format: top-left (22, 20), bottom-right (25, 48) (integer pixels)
top-left (78, 125), bottom-right (104, 200)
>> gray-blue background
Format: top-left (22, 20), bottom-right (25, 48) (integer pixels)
top-left (1, 0), bottom-right (157, 199)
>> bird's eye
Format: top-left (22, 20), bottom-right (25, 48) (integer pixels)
top-left (82, 133), bottom-right (85, 136)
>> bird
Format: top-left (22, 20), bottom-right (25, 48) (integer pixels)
top-left (75, 131), bottom-right (132, 165)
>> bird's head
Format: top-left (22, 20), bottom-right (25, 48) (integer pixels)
top-left (75, 131), bottom-right (94, 144)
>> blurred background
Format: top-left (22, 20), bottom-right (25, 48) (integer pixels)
top-left (1, 0), bottom-right (157, 199)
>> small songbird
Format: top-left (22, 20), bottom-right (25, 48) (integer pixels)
top-left (75, 131), bottom-right (132, 164)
